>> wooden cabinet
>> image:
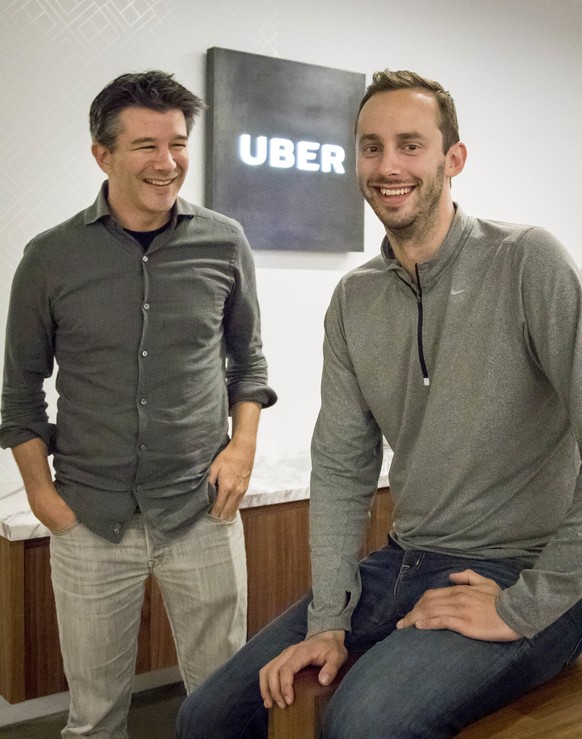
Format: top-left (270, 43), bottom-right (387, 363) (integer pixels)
top-left (0, 489), bottom-right (392, 704)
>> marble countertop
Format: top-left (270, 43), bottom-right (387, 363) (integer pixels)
top-left (0, 446), bottom-right (393, 542)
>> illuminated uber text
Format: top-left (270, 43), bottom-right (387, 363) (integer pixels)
top-left (238, 134), bottom-right (346, 173)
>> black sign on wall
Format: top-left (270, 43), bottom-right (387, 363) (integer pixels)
top-left (205, 47), bottom-right (365, 252)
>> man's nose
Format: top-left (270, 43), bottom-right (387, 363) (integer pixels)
top-left (153, 147), bottom-right (176, 169)
top-left (377, 147), bottom-right (401, 176)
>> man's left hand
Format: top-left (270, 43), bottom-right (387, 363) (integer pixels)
top-left (396, 569), bottom-right (522, 641)
top-left (208, 439), bottom-right (255, 521)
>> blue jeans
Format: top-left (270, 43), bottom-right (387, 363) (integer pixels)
top-left (176, 539), bottom-right (582, 738)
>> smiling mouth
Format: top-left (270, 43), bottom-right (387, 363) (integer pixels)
top-left (378, 186), bottom-right (414, 197)
top-left (144, 178), bottom-right (174, 187)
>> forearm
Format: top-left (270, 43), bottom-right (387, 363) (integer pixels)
top-left (495, 522), bottom-right (582, 639)
top-left (208, 401), bottom-right (261, 519)
top-left (230, 400), bottom-right (261, 451)
top-left (12, 437), bottom-right (76, 530)
top-left (12, 437), bottom-right (55, 501)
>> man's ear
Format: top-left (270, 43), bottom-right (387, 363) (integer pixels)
top-left (92, 143), bottom-right (112, 174)
top-left (446, 141), bottom-right (467, 179)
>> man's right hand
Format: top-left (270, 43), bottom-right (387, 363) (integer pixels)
top-left (259, 630), bottom-right (347, 709)
top-left (30, 483), bottom-right (77, 532)
top-left (11, 438), bottom-right (77, 533)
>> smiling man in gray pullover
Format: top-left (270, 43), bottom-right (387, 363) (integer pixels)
top-left (177, 70), bottom-right (582, 738)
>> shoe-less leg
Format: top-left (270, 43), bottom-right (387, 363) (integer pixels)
top-left (50, 519), bottom-right (149, 738)
top-left (324, 550), bottom-right (582, 739)
top-left (153, 513), bottom-right (247, 693)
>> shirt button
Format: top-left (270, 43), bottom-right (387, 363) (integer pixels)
top-left (143, 302), bottom-right (150, 310)
top-left (143, 255), bottom-right (148, 262)
top-left (113, 524), bottom-right (121, 534)
top-left (142, 350), bottom-right (148, 357)
top-left (140, 444), bottom-right (147, 451)
top-left (140, 398), bottom-right (147, 405)
top-left (136, 485), bottom-right (142, 492)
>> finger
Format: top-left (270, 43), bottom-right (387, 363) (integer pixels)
top-left (396, 595), bottom-right (461, 629)
top-left (318, 650), bottom-right (346, 686)
top-left (211, 505), bottom-right (238, 521)
top-left (208, 468), bottom-right (232, 516)
top-left (395, 586), bottom-right (455, 627)
top-left (263, 659), bottom-right (298, 709)
top-left (398, 597), bottom-right (475, 630)
top-left (216, 488), bottom-right (246, 520)
top-left (259, 663), bottom-right (276, 708)
top-left (208, 479), bottom-right (224, 515)
top-left (396, 612), bottom-right (415, 629)
top-left (210, 496), bottom-right (229, 518)
top-left (278, 663), bottom-right (298, 705)
top-left (208, 462), bottom-right (218, 486)
top-left (412, 614), bottom-right (467, 632)
top-left (266, 643), bottom-right (330, 708)
top-left (448, 569), bottom-right (491, 586)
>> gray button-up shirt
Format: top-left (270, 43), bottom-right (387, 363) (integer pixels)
top-left (0, 184), bottom-right (276, 542)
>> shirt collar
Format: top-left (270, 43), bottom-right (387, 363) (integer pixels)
top-left (84, 181), bottom-right (195, 229)
top-left (380, 204), bottom-right (473, 289)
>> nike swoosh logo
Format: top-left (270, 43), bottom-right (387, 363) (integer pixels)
top-left (451, 288), bottom-right (466, 295)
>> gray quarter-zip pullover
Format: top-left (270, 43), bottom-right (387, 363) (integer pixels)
top-left (308, 206), bottom-right (582, 640)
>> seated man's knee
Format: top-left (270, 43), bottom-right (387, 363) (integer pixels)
top-left (177, 677), bottom-right (268, 739)
top-left (322, 673), bottom-right (448, 739)
top-left (323, 698), bottom-right (444, 739)
top-left (176, 689), bottom-right (213, 738)
top-left (323, 695), bottom-right (377, 739)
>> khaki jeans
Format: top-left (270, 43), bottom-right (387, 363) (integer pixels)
top-left (50, 510), bottom-right (247, 738)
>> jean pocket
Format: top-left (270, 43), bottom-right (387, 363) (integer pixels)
top-left (205, 510), bottom-right (237, 524)
top-left (49, 519), bottom-right (80, 537)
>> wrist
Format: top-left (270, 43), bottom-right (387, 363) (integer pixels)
top-left (309, 629), bottom-right (346, 645)
top-left (229, 435), bottom-right (256, 451)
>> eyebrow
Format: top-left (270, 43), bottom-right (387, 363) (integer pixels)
top-left (396, 132), bottom-right (429, 142)
top-left (357, 133), bottom-right (382, 145)
top-left (357, 131), bottom-right (430, 145)
top-left (129, 135), bottom-right (189, 145)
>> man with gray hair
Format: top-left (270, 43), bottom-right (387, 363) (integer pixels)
top-left (0, 70), bottom-right (276, 736)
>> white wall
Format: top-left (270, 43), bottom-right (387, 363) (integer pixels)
top-left (0, 0), bottom-right (580, 479)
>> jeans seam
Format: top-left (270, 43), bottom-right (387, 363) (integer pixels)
top-left (393, 552), bottom-right (425, 614)
top-left (237, 703), bottom-right (267, 738)
top-left (565, 635), bottom-right (582, 665)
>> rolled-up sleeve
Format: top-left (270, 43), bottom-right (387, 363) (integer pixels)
top-left (1, 242), bottom-right (57, 451)
top-left (223, 230), bottom-right (277, 410)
